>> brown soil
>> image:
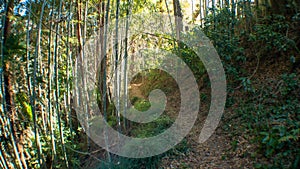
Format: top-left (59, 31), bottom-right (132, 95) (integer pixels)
top-left (128, 72), bottom-right (255, 168)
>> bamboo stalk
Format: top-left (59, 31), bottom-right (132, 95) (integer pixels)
top-left (53, 0), bottom-right (69, 167)
top-left (82, 0), bottom-right (91, 151)
top-left (47, 0), bottom-right (57, 164)
top-left (66, 0), bottom-right (73, 136)
top-left (103, 0), bottom-right (112, 162)
top-left (114, 0), bottom-right (121, 136)
top-left (199, 0), bottom-right (202, 26)
top-left (32, 0), bottom-right (47, 168)
top-left (0, 148), bottom-right (8, 169)
top-left (26, 2), bottom-right (32, 101)
top-left (123, 0), bottom-right (132, 130)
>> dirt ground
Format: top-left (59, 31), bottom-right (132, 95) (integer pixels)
top-left (129, 76), bottom-right (256, 169)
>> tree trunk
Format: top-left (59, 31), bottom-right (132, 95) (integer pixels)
top-left (2, 0), bottom-right (29, 168)
top-left (173, 0), bottom-right (183, 40)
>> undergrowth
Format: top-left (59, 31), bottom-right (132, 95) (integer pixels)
top-left (233, 73), bottom-right (300, 168)
top-left (203, 7), bottom-right (300, 168)
top-left (95, 115), bottom-right (189, 169)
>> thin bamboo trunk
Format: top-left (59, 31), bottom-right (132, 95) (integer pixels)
top-left (231, 0), bottom-right (236, 35)
top-left (82, 0), bottom-right (91, 151)
top-left (47, 0), bottom-right (57, 166)
top-left (54, 0), bottom-right (69, 167)
top-left (199, 0), bottom-right (202, 26)
top-left (212, 0), bottom-right (216, 30)
top-left (0, 149), bottom-right (8, 169)
top-left (165, 0), bottom-right (174, 34)
top-left (205, 0), bottom-right (208, 18)
top-left (66, 0), bottom-right (73, 135)
top-left (26, 2), bottom-right (32, 102)
top-left (103, 0), bottom-right (112, 162)
top-left (114, 0), bottom-right (121, 135)
top-left (173, 0), bottom-right (183, 40)
top-left (32, 0), bottom-right (47, 168)
top-left (123, 0), bottom-right (132, 130)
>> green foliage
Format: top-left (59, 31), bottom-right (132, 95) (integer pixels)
top-left (239, 77), bottom-right (255, 93)
top-left (174, 42), bottom-right (206, 79)
top-left (96, 155), bottom-right (162, 169)
top-left (3, 34), bottom-right (26, 57)
top-left (130, 115), bottom-right (173, 138)
top-left (95, 115), bottom-right (189, 169)
top-left (203, 8), bottom-right (246, 82)
top-left (249, 15), bottom-right (298, 59)
top-left (133, 98), bottom-right (151, 112)
top-left (203, 6), bottom-right (300, 167)
top-left (235, 73), bottom-right (300, 168)
top-left (2, 0), bottom-right (299, 168)
top-left (15, 92), bottom-right (33, 121)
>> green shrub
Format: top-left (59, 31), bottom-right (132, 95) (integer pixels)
top-left (235, 73), bottom-right (300, 168)
top-left (95, 115), bottom-right (189, 169)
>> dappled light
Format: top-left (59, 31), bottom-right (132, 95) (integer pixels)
top-left (0, 0), bottom-right (299, 168)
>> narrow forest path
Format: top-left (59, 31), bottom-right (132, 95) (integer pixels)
top-left (129, 78), bottom-right (255, 168)
top-left (129, 83), bottom-right (146, 100)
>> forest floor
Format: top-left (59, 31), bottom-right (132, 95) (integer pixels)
top-left (129, 78), bottom-right (254, 168)
top-left (127, 57), bottom-right (294, 168)
top-left (82, 57), bottom-right (297, 168)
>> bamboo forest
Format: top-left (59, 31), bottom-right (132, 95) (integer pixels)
top-left (0, 0), bottom-right (299, 168)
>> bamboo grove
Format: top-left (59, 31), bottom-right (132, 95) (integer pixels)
top-left (0, 0), bottom-right (299, 168)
